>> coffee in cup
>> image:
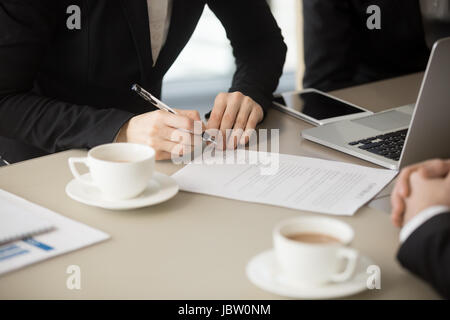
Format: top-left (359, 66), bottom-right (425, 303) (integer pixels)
top-left (286, 232), bottom-right (342, 244)
top-left (273, 216), bottom-right (359, 287)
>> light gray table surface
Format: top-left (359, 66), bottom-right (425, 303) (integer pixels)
top-left (0, 73), bottom-right (438, 299)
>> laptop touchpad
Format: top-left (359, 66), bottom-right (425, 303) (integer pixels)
top-left (351, 110), bottom-right (411, 132)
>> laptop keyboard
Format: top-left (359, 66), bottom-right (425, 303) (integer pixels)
top-left (348, 129), bottom-right (408, 161)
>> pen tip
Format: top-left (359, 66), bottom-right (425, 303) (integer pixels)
top-left (131, 84), bottom-right (137, 91)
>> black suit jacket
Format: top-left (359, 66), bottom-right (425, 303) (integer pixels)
top-left (0, 0), bottom-right (286, 163)
top-left (397, 212), bottom-right (450, 299)
top-left (302, 0), bottom-right (432, 91)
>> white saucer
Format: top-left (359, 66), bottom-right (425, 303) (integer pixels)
top-left (65, 172), bottom-right (179, 210)
top-left (246, 249), bottom-right (374, 299)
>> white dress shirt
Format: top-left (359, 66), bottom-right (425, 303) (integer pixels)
top-left (147, 0), bottom-right (173, 66)
top-left (113, 0), bottom-right (173, 143)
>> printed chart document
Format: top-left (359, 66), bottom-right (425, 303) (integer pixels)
top-left (172, 151), bottom-right (398, 216)
top-left (0, 199), bottom-right (54, 244)
top-left (0, 189), bottom-right (109, 275)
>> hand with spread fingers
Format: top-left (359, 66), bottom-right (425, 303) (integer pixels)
top-left (206, 92), bottom-right (264, 150)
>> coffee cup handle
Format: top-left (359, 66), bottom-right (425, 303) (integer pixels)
top-left (330, 248), bottom-right (359, 283)
top-left (68, 157), bottom-right (95, 186)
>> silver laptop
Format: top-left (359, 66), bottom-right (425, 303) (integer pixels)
top-left (302, 37), bottom-right (450, 170)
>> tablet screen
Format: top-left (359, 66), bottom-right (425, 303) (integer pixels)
top-left (274, 91), bottom-right (365, 120)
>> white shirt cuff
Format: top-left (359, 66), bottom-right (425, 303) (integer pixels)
top-left (400, 205), bottom-right (450, 243)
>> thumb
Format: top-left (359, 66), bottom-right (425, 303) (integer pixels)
top-left (420, 159), bottom-right (450, 179)
top-left (410, 171), bottom-right (423, 185)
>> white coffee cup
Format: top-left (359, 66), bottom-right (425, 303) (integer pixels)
top-left (68, 143), bottom-right (155, 200)
top-left (273, 216), bottom-right (359, 287)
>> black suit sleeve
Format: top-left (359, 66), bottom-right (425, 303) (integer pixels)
top-left (397, 212), bottom-right (450, 299)
top-left (0, 1), bottom-right (133, 153)
top-left (302, 0), bottom-right (360, 91)
top-left (207, 0), bottom-right (287, 112)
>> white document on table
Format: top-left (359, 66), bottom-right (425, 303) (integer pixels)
top-left (172, 151), bottom-right (398, 216)
top-left (0, 189), bottom-right (109, 276)
top-left (0, 196), bottom-right (55, 245)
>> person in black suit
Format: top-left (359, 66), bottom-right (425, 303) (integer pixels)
top-left (391, 159), bottom-right (450, 298)
top-left (0, 0), bottom-right (286, 163)
top-left (302, 0), bottom-right (450, 92)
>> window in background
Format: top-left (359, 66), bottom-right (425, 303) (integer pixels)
top-left (162, 1), bottom-right (298, 116)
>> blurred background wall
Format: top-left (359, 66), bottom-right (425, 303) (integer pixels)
top-left (162, 0), bottom-right (304, 116)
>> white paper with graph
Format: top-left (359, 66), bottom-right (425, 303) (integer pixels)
top-left (0, 189), bottom-right (109, 275)
top-left (172, 151), bottom-right (397, 215)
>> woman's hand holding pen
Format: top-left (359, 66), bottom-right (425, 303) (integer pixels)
top-left (116, 109), bottom-right (203, 160)
top-left (117, 88), bottom-right (263, 159)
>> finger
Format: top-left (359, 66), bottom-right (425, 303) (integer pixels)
top-left (217, 93), bottom-right (242, 149)
top-left (390, 193), bottom-right (405, 228)
top-left (417, 167), bottom-right (431, 180)
top-left (176, 109), bottom-right (201, 121)
top-left (229, 100), bottom-right (252, 149)
top-left (177, 109), bottom-right (205, 134)
top-left (169, 143), bottom-right (193, 158)
top-left (239, 107), bottom-right (263, 145)
top-left (239, 128), bottom-right (257, 146)
top-left (397, 166), bottom-right (417, 198)
top-left (390, 179), bottom-right (404, 226)
top-left (391, 159), bottom-right (450, 223)
top-left (178, 110), bottom-right (206, 135)
top-left (233, 98), bottom-right (253, 131)
top-left (410, 171), bottom-right (423, 185)
top-left (153, 138), bottom-right (191, 156)
top-left (207, 93), bottom-right (228, 130)
top-left (204, 128), bottom-right (223, 149)
top-left (157, 126), bottom-right (198, 146)
top-left (161, 112), bottom-right (195, 132)
top-left (419, 159), bottom-right (450, 179)
top-left (155, 150), bottom-right (172, 160)
top-left (227, 128), bottom-right (245, 150)
top-left (219, 93), bottom-right (241, 131)
top-left (391, 166), bottom-right (416, 225)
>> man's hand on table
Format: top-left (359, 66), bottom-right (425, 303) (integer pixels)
top-left (391, 159), bottom-right (450, 227)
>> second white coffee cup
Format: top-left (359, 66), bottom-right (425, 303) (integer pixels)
top-left (68, 143), bottom-right (155, 200)
top-left (273, 216), bottom-right (359, 288)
